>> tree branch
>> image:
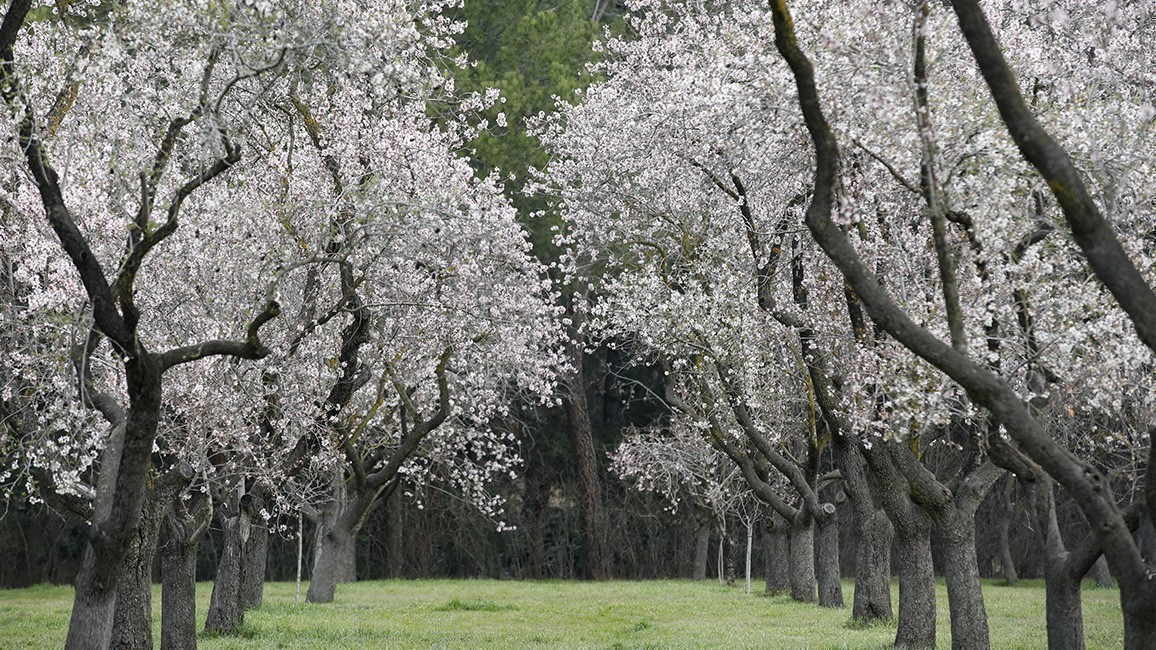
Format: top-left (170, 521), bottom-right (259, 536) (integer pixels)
top-left (949, 0), bottom-right (1156, 354)
top-left (0, 0), bottom-right (130, 350)
top-left (157, 300), bottom-right (280, 371)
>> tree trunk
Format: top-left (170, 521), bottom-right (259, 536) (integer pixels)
top-left (855, 509), bottom-right (893, 621)
top-left (565, 342), bottom-right (607, 580)
top-left (1121, 593), bottom-right (1156, 650)
top-left (307, 525), bottom-right (356, 603)
top-left (693, 513), bottom-right (710, 581)
top-left (1087, 556), bottom-right (1112, 588)
top-left (723, 525), bottom-right (736, 587)
top-left (66, 366), bottom-right (165, 650)
top-left (815, 508), bottom-right (843, 608)
top-left (205, 510), bottom-right (245, 633)
top-left (894, 522), bottom-right (936, 649)
top-left (832, 433), bottom-right (893, 622)
top-left (110, 463), bottom-right (193, 649)
top-left (996, 476), bottom-right (1019, 585)
top-left (67, 548), bottom-right (119, 650)
top-left (1043, 566), bottom-right (1085, 650)
top-left (789, 511), bottom-right (817, 603)
top-left (765, 511), bottom-right (790, 595)
top-left (160, 502), bottom-right (207, 650)
top-left (240, 488), bottom-right (268, 609)
top-left (110, 489), bottom-right (166, 650)
top-left (385, 489), bottom-right (404, 579)
top-left (1021, 471), bottom-right (1089, 650)
top-left (939, 507), bottom-right (990, 650)
top-left (241, 523), bottom-right (267, 609)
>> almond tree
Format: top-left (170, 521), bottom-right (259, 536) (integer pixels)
top-left (0, 1), bottom-right (309, 645)
top-left (765, 0), bottom-right (1156, 647)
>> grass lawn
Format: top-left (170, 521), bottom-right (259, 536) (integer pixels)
top-left (0, 578), bottom-right (1124, 649)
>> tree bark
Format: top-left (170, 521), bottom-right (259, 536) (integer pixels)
top-left (814, 500), bottom-right (843, 608)
top-left (565, 340), bottom-right (607, 580)
top-left (204, 509), bottom-right (245, 633)
top-left (939, 506), bottom-right (990, 650)
top-left (306, 472), bottom-right (388, 602)
top-left (160, 530), bottom-right (199, 650)
top-left (693, 511), bottom-right (711, 581)
top-left (724, 530), bottom-right (736, 587)
top-left (789, 511), bottom-right (817, 602)
top-left (1017, 468), bottom-right (1089, 650)
top-left (832, 433), bottom-right (893, 622)
top-left (1043, 565), bottom-right (1086, 650)
top-left (110, 481), bottom-right (172, 649)
top-left (1087, 556), bottom-right (1112, 588)
top-left (240, 489), bottom-right (268, 609)
top-left (863, 444), bottom-right (935, 649)
top-left (894, 520), bottom-right (936, 650)
top-left (764, 511), bottom-right (790, 595)
top-left (105, 462), bottom-right (195, 649)
top-left (382, 489), bottom-right (404, 579)
top-left (160, 494), bottom-right (210, 650)
top-left (996, 475), bottom-right (1019, 585)
top-left (307, 526), bottom-right (356, 603)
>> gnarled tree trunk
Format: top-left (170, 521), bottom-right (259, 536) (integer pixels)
top-left (814, 498), bottom-right (843, 608)
top-left (160, 492), bottom-right (211, 650)
top-left (832, 433), bottom-right (893, 622)
top-left (204, 506), bottom-right (245, 633)
top-left (764, 511), bottom-right (790, 595)
top-left (240, 487), bottom-right (268, 609)
top-left (788, 511), bottom-right (816, 602)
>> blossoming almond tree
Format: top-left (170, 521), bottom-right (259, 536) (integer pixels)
top-left (764, 0), bottom-right (1156, 647)
top-left (0, 2), bottom-right (307, 645)
top-left (271, 98), bottom-right (566, 605)
top-left (0, 0), bottom-right (560, 645)
top-left (541, 1), bottom-right (1155, 647)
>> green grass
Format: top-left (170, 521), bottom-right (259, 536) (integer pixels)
top-left (0, 578), bottom-right (1125, 648)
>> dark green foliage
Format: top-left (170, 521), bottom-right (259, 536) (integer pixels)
top-left (449, 0), bottom-right (616, 258)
